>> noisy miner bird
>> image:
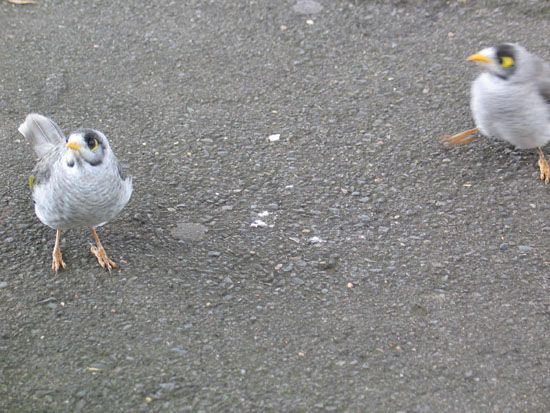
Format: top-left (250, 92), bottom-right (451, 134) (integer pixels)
top-left (19, 114), bottom-right (133, 272)
top-left (441, 43), bottom-right (550, 182)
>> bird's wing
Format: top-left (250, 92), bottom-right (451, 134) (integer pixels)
top-left (29, 146), bottom-right (62, 192)
top-left (18, 114), bottom-right (66, 158)
top-left (116, 161), bottom-right (128, 181)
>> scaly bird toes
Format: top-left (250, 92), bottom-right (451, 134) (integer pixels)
top-left (538, 156), bottom-right (550, 184)
top-left (90, 245), bottom-right (118, 271)
top-left (51, 252), bottom-right (66, 273)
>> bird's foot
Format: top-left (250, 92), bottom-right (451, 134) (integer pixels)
top-left (440, 127), bottom-right (479, 146)
top-left (538, 149), bottom-right (550, 184)
top-left (51, 249), bottom-right (66, 273)
top-left (90, 245), bottom-right (118, 271)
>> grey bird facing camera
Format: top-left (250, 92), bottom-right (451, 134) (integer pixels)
top-left (19, 114), bottom-right (133, 272)
top-left (442, 43), bottom-right (550, 182)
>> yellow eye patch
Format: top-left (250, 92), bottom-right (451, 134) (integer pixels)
top-left (500, 56), bottom-right (514, 69)
top-left (28, 175), bottom-right (35, 189)
top-left (87, 137), bottom-right (100, 151)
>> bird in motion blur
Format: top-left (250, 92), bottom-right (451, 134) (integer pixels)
top-left (441, 43), bottom-right (550, 182)
top-left (19, 114), bottom-right (133, 272)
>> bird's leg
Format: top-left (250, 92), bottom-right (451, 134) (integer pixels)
top-left (90, 228), bottom-right (118, 271)
top-left (440, 127), bottom-right (479, 146)
top-left (537, 147), bottom-right (550, 184)
top-left (51, 229), bottom-right (66, 272)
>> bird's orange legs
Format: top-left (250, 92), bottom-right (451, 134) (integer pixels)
top-left (90, 228), bottom-right (118, 271)
top-left (51, 229), bottom-right (67, 272)
top-left (537, 147), bottom-right (550, 184)
top-left (440, 127), bottom-right (479, 146)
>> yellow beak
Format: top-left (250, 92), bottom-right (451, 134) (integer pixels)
top-left (66, 142), bottom-right (81, 151)
top-left (467, 53), bottom-right (492, 64)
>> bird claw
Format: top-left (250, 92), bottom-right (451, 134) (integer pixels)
top-left (538, 153), bottom-right (550, 184)
top-left (90, 245), bottom-right (118, 271)
top-left (51, 250), bottom-right (66, 273)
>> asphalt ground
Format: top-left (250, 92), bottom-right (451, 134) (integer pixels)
top-left (1, 0), bottom-right (549, 411)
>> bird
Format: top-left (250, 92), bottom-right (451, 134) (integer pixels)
top-left (19, 114), bottom-right (133, 272)
top-left (441, 43), bottom-right (550, 182)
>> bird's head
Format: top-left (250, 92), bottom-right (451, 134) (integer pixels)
top-left (64, 129), bottom-right (110, 167)
top-left (467, 43), bottom-right (523, 80)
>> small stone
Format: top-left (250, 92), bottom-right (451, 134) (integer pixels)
top-left (159, 382), bottom-right (177, 391)
top-left (171, 222), bottom-right (208, 241)
top-left (411, 304), bottom-right (428, 317)
top-left (220, 276), bottom-right (233, 289)
top-left (319, 255), bottom-right (338, 270)
top-left (518, 245), bottom-right (532, 253)
top-left (170, 346), bottom-right (188, 356)
top-left (207, 251), bottom-right (221, 257)
top-left (0, 282), bottom-right (7, 289)
top-left (499, 243), bottom-right (508, 252)
top-left (359, 214), bottom-right (371, 222)
top-left (293, 0), bottom-right (323, 15)
top-left (378, 226), bottom-right (390, 234)
top-left (291, 277), bottom-right (305, 285)
top-left (358, 197), bottom-right (370, 203)
top-left (251, 219), bottom-right (268, 228)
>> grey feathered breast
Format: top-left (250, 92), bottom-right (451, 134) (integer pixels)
top-left (21, 114), bottom-right (133, 231)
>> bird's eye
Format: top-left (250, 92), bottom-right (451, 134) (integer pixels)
top-left (499, 56), bottom-right (514, 69)
top-left (86, 136), bottom-right (100, 151)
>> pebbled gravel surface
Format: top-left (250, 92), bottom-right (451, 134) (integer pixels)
top-left (1, 0), bottom-right (549, 411)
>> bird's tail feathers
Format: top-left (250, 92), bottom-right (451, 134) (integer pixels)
top-left (18, 113), bottom-right (66, 157)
